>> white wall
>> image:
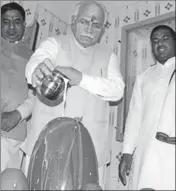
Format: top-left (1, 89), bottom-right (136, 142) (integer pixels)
top-left (31, 1), bottom-right (139, 48)
top-left (37, 1), bottom-right (138, 47)
top-left (1, 0), bottom-right (138, 48)
top-left (37, 1), bottom-right (138, 24)
top-left (37, 1), bottom-right (76, 23)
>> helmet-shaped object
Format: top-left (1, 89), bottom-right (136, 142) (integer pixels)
top-left (1, 168), bottom-right (28, 190)
top-left (27, 117), bottom-right (102, 190)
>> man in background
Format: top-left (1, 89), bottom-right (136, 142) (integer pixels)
top-left (24, 0), bottom-right (124, 188)
top-left (1, 2), bottom-right (34, 172)
top-left (119, 25), bottom-right (175, 190)
top-left (137, 69), bottom-right (175, 190)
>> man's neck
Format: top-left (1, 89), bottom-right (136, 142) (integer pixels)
top-left (157, 56), bottom-right (175, 66)
top-left (1, 36), bottom-right (20, 44)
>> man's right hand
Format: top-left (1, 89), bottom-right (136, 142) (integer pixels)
top-left (32, 58), bottom-right (55, 87)
top-left (1, 110), bottom-right (22, 132)
top-left (118, 153), bottom-right (133, 186)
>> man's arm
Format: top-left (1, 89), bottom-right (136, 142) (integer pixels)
top-left (78, 53), bottom-right (125, 102)
top-left (122, 75), bottom-right (143, 155)
top-left (1, 88), bottom-right (35, 132)
top-left (15, 87), bottom-right (35, 121)
top-left (25, 37), bottom-right (58, 85)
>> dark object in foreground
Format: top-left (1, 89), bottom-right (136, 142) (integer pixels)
top-left (27, 117), bottom-right (102, 190)
top-left (156, 132), bottom-right (175, 145)
top-left (1, 168), bottom-right (28, 190)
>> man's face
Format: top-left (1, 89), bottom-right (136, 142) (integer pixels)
top-left (151, 28), bottom-right (175, 64)
top-left (72, 3), bottom-right (105, 48)
top-left (1, 10), bottom-right (25, 43)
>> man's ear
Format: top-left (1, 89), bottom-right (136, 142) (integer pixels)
top-left (97, 27), bottom-right (105, 43)
top-left (71, 15), bottom-right (77, 32)
top-left (71, 15), bottom-right (77, 25)
top-left (174, 32), bottom-right (176, 40)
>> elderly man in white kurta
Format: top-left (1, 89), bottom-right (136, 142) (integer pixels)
top-left (119, 25), bottom-right (175, 190)
top-left (24, 1), bottom-right (124, 187)
top-left (1, 2), bottom-right (34, 172)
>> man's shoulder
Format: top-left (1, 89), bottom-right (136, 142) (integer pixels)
top-left (138, 65), bottom-right (156, 78)
top-left (95, 44), bottom-right (112, 62)
top-left (136, 65), bottom-right (156, 87)
top-left (52, 35), bottom-right (71, 45)
top-left (97, 43), bottom-right (112, 54)
top-left (49, 35), bottom-right (72, 52)
top-left (16, 44), bottom-right (33, 61)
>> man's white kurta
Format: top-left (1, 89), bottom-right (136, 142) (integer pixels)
top-left (0, 38), bottom-right (34, 172)
top-left (24, 35), bottom-right (124, 172)
top-left (138, 68), bottom-right (175, 190)
top-left (122, 57), bottom-right (175, 190)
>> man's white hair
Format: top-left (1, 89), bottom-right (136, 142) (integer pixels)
top-left (73, 0), bottom-right (110, 28)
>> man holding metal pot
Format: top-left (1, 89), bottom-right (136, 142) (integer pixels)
top-left (24, 1), bottom-right (124, 188)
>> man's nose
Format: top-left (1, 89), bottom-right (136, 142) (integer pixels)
top-left (9, 22), bottom-right (15, 29)
top-left (85, 24), bottom-right (93, 33)
top-left (158, 41), bottom-right (163, 46)
top-left (158, 39), bottom-right (164, 46)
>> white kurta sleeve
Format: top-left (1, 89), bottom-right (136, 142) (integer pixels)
top-left (78, 53), bottom-right (125, 102)
top-left (15, 88), bottom-right (35, 121)
top-left (122, 75), bottom-right (143, 154)
top-left (25, 37), bottom-right (58, 84)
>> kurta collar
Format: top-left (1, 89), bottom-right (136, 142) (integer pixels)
top-left (154, 57), bottom-right (175, 78)
top-left (156, 57), bottom-right (175, 69)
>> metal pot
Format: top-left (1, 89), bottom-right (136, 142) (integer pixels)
top-left (36, 69), bottom-right (69, 107)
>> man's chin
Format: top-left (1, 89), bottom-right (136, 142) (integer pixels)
top-left (82, 43), bottom-right (93, 48)
top-left (157, 57), bottom-right (169, 64)
top-left (4, 36), bottom-right (20, 43)
top-left (78, 41), bottom-right (92, 48)
top-left (9, 39), bottom-right (17, 43)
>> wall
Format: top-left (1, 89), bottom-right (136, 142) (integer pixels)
top-left (36, 1), bottom-right (138, 48)
top-left (1, 1), bottom-right (137, 48)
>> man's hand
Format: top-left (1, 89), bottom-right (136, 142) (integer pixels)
top-left (32, 58), bottom-right (54, 87)
top-left (118, 153), bottom-right (133, 186)
top-left (1, 110), bottom-right (22, 132)
top-left (56, 66), bottom-right (83, 86)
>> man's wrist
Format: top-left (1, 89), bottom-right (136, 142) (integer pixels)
top-left (76, 73), bottom-right (83, 85)
top-left (122, 153), bottom-right (133, 157)
top-left (14, 110), bottom-right (22, 123)
top-left (71, 73), bottom-right (83, 86)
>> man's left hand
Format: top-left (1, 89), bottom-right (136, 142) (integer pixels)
top-left (56, 66), bottom-right (83, 86)
top-left (1, 110), bottom-right (22, 132)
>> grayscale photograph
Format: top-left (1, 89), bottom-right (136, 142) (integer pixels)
top-left (0, 0), bottom-right (175, 190)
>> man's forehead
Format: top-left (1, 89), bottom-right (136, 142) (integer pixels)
top-left (2, 10), bottom-right (23, 19)
top-left (152, 28), bottom-right (172, 38)
top-left (77, 3), bottom-right (105, 23)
